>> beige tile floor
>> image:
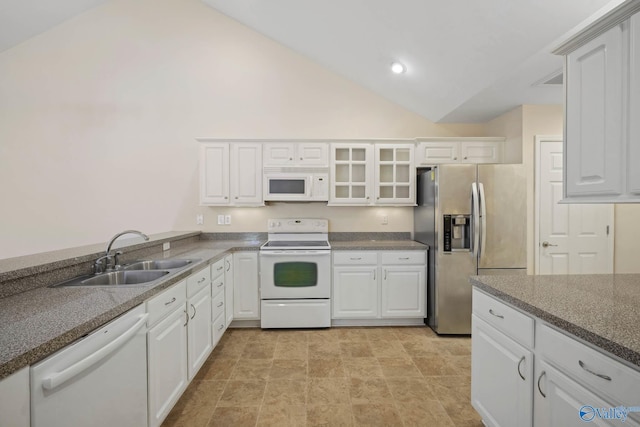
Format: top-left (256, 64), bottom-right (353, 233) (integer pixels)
top-left (162, 326), bottom-right (484, 427)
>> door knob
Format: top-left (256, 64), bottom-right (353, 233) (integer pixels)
top-left (542, 241), bottom-right (558, 248)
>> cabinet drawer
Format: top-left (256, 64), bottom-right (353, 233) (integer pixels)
top-left (147, 281), bottom-right (186, 326)
top-left (210, 257), bottom-right (225, 280)
top-left (333, 251), bottom-right (377, 265)
top-left (213, 312), bottom-right (225, 345)
top-left (472, 289), bottom-right (533, 348)
top-left (212, 290), bottom-right (225, 320)
top-left (211, 273), bottom-right (225, 298)
top-left (186, 267), bottom-right (211, 297)
top-left (537, 324), bottom-right (640, 406)
top-left (380, 251), bottom-right (425, 265)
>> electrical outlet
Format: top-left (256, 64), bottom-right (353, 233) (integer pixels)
top-left (381, 215), bottom-right (388, 225)
top-left (217, 215), bottom-right (224, 225)
top-left (162, 242), bottom-right (171, 251)
top-left (225, 215), bottom-right (231, 225)
top-left (196, 214), bottom-right (204, 225)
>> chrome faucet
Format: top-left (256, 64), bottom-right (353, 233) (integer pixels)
top-left (94, 230), bottom-right (150, 273)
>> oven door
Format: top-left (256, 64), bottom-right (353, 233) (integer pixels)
top-left (259, 250), bottom-right (331, 299)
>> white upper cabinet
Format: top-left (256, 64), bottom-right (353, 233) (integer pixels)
top-left (375, 143), bottom-right (415, 205)
top-left (329, 143), bottom-right (374, 205)
top-left (555, 3), bottom-right (640, 202)
top-left (199, 141), bottom-right (263, 206)
top-left (416, 138), bottom-right (504, 165)
top-left (263, 142), bottom-right (328, 167)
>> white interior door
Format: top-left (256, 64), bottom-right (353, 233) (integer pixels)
top-left (536, 137), bottom-right (613, 274)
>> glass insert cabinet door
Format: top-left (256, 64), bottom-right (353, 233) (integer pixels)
top-left (330, 143), bottom-right (373, 205)
top-left (273, 262), bottom-right (318, 287)
top-left (375, 144), bottom-right (415, 204)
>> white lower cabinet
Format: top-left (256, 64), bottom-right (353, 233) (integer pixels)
top-left (380, 251), bottom-right (426, 318)
top-left (332, 265), bottom-right (378, 318)
top-left (472, 288), bottom-right (640, 427)
top-left (0, 367), bottom-right (30, 427)
top-left (187, 285), bottom-right (213, 380)
top-left (148, 303), bottom-right (188, 427)
top-left (471, 314), bottom-right (533, 427)
top-left (233, 251), bottom-right (260, 320)
top-left (332, 250), bottom-right (427, 321)
top-left (147, 265), bottom-right (216, 427)
top-left (224, 254), bottom-right (234, 327)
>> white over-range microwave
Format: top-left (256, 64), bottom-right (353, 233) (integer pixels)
top-left (263, 168), bottom-right (329, 201)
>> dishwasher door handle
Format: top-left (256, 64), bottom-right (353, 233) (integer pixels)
top-left (41, 313), bottom-right (149, 391)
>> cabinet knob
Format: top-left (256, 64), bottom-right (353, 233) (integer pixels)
top-left (235, 196), bottom-right (238, 199)
top-left (453, 157), bottom-right (457, 160)
top-left (464, 157), bottom-right (468, 160)
top-left (289, 157), bottom-right (293, 160)
top-left (300, 157), bottom-right (303, 160)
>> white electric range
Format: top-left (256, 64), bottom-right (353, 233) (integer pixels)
top-left (259, 218), bottom-right (331, 328)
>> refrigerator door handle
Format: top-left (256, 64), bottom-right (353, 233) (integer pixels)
top-left (471, 182), bottom-right (480, 257)
top-left (479, 182), bottom-right (487, 261)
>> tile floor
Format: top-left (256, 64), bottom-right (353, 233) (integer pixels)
top-left (161, 326), bottom-right (484, 427)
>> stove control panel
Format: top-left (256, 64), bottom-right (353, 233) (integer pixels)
top-left (267, 218), bottom-right (328, 233)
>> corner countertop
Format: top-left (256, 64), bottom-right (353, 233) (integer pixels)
top-left (471, 274), bottom-right (640, 369)
top-left (0, 240), bottom-right (261, 380)
top-left (0, 237), bottom-right (426, 379)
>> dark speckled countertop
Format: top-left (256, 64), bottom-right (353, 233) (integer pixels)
top-left (0, 236), bottom-right (425, 379)
top-left (471, 274), bottom-right (640, 369)
top-left (0, 240), bottom-right (261, 379)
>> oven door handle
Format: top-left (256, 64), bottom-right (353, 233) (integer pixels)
top-left (259, 251), bottom-right (331, 256)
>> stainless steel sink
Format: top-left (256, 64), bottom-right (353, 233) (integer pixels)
top-left (122, 259), bottom-right (194, 271)
top-left (78, 270), bottom-right (170, 286)
top-left (50, 257), bottom-right (202, 288)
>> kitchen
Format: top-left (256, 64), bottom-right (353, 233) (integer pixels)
top-left (2, 0), bottom-right (640, 426)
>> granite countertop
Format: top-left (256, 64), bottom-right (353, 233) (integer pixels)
top-left (471, 274), bottom-right (640, 369)
top-left (0, 239), bottom-right (261, 379)
top-left (0, 237), bottom-right (425, 379)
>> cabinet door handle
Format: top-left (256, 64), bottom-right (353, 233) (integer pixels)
top-left (190, 304), bottom-right (197, 319)
top-left (399, 257), bottom-right (410, 260)
top-left (218, 323), bottom-right (225, 331)
top-left (489, 309), bottom-right (504, 319)
top-left (517, 356), bottom-right (526, 380)
top-left (164, 297), bottom-right (176, 306)
top-left (198, 277), bottom-right (206, 283)
top-left (350, 257), bottom-right (362, 260)
top-left (537, 371), bottom-right (546, 398)
top-left (217, 301), bottom-right (224, 308)
top-left (384, 269), bottom-right (387, 280)
top-left (578, 360), bottom-right (612, 381)
top-left (217, 266), bottom-right (224, 272)
top-left (226, 260), bottom-right (231, 271)
top-left (373, 270), bottom-right (376, 280)
top-left (183, 310), bottom-right (189, 327)
top-left (217, 281), bottom-right (224, 288)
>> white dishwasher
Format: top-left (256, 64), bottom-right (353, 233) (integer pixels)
top-left (31, 304), bottom-right (149, 427)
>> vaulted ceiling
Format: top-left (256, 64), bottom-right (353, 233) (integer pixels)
top-left (0, 0), bottom-right (625, 123)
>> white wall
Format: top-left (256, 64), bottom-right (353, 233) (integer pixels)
top-left (0, 0), bottom-right (481, 260)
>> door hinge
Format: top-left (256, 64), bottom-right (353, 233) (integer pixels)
top-left (606, 225), bottom-right (610, 236)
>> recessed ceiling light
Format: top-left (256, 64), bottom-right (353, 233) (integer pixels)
top-left (391, 62), bottom-right (406, 74)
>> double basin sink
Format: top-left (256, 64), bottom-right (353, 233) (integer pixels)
top-left (51, 258), bottom-right (201, 288)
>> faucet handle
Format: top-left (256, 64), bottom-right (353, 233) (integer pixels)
top-left (113, 251), bottom-right (123, 269)
top-left (94, 255), bottom-right (110, 274)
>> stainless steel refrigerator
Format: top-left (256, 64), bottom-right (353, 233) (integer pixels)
top-left (414, 164), bottom-right (527, 334)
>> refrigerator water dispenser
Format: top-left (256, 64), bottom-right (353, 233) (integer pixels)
top-left (443, 214), bottom-right (470, 251)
